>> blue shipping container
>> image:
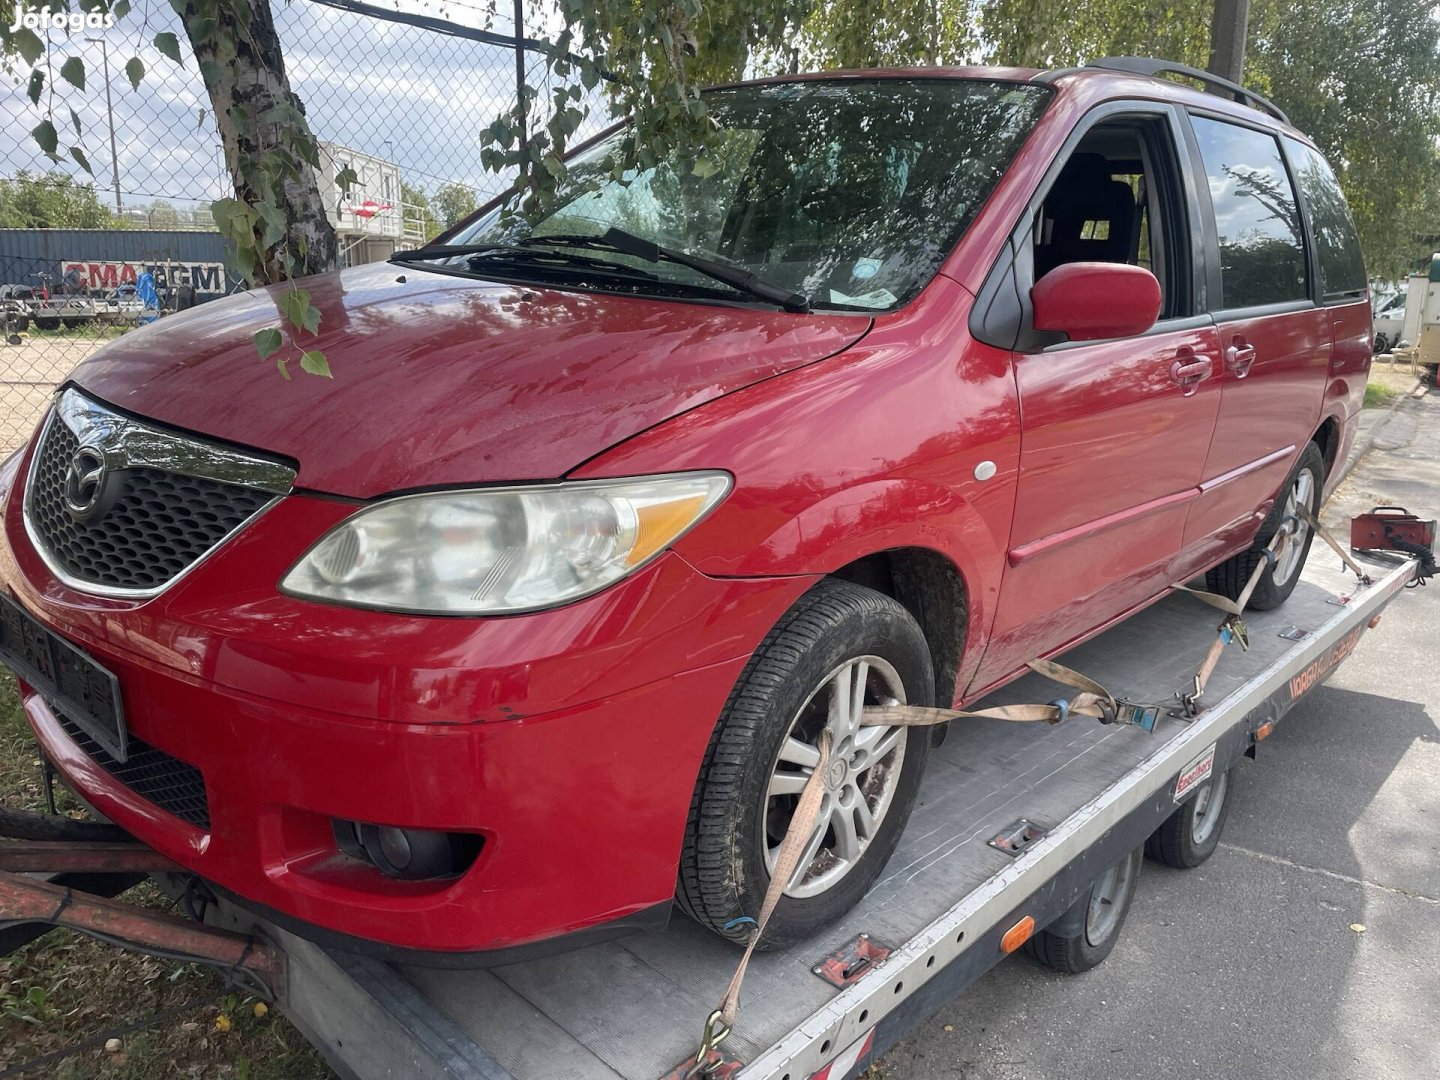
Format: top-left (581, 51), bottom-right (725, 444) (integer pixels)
top-left (0, 228), bottom-right (243, 300)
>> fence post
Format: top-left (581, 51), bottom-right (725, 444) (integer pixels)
top-left (514, 0), bottom-right (528, 158)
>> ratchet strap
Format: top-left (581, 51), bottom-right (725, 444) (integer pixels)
top-left (690, 659), bottom-right (1134, 1074)
top-left (860, 658), bottom-right (1116, 727)
top-left (1173, 501), bottom-right (1370, 715)
top-left (1298, 503), bottom-right (1372, 584)
top-left (689, 502), bottom-right (1370, 1071)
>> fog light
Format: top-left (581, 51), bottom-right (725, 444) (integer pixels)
top-left (377, 827), bottom-right (412, 871)
top-left (332, 819), bottom-right (483, 881)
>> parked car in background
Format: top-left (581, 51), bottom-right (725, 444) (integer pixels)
top-left (1373, 292), bottom-right (1407, 351)
top-left (0, 60), bottom-right (1371, 964)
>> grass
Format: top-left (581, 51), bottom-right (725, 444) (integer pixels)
top-left (0, 673), bottom-right (334, 1079)
top-left (1363, 381), bottom-right (1399, 409)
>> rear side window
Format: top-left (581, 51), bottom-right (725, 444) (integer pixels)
top-left (1190, 116), bottom-right (1307, 309)
top-left (1283, 138), bottom-right (1367, 300)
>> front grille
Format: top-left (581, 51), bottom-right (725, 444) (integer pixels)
top-left (55, 709), bottom-right (211, 831)
top-left (25, 402), bottom-right (274, 593)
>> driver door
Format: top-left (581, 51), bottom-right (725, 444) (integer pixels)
top-left (970, 107), bottom-right (1222, 693)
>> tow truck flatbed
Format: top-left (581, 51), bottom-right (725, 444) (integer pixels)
top-left (215, 549), bottom-right (1411, 1080)
top-left (3, 549), bottom-right (1418, 1080)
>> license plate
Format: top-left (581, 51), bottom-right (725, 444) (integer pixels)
top-left (0, 593), bottom-right (128, 762)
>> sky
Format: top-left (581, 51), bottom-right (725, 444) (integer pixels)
top-left (0, 0), bottom-right (598, 215)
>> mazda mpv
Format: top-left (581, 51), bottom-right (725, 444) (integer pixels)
top-left (0, 59), bottom-right (1371, 961)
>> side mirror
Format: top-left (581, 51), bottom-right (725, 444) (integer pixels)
top-left (1031, 262), bottom-right (1162, 342)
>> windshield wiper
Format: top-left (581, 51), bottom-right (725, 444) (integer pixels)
top-left (392, 231), bottom-right (809, 312)
top-left (391, 243), bottom-right (504, 261)
top-left (390, 241), bottom-right (659, 282)
top-left (529, 228), bottom-right (811, 313)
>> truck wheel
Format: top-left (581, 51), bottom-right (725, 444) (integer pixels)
top-left (1024, 847), bottom-right (1143, 974)
top-left (677, 578), bottom-right (933, 950)
top-left (34, 316), bottom-right (60, 331)
top-left (1146, 767), bottom-right (1233, 868)
top-left (1205, 441), bottom-right (1324, 611)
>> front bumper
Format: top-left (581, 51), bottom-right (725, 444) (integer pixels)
top-left (2, 475), bottom-right (816, 956)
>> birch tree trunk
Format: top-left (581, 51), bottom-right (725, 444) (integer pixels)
top-left (179, 0), bottom-right (337, 282)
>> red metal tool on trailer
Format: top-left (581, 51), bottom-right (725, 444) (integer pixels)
top-left (1350, 506), bottom-right (1437, 583)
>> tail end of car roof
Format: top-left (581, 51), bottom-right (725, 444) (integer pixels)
top-left (1035, 55), bottom-right (1292, 127)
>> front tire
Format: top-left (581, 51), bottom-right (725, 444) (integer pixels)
top-left (1205, 441), bottom-right (1324, 611)
top-left (677, 579), bottom-right (934, 950)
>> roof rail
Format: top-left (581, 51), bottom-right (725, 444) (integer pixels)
top-left (1063, 56), bottom-right (1291, 126)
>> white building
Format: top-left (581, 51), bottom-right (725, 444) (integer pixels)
top-left (317, 142), bottom-right (413, 264)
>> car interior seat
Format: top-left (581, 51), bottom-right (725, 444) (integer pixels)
top-left (1034, 152), bottom-right (1138, 280)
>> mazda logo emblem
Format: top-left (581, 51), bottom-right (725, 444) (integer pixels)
top-left (63, 445), bottom-right (108, 517)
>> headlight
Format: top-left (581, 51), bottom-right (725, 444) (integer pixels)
top-left (280, 471), bottom-right (731, 615)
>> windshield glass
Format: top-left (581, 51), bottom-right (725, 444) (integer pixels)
top-left (444, 78), bottom-right (1051, 312)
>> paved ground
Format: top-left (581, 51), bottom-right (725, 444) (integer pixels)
top-left (882, 388), bottom-right (1440, 1079)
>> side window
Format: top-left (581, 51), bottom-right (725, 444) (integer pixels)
top-left (1030, 116), bottom-right (1188, 319)
top-left (1283, 138), bottom-right (1366, 300)
top-left (1190, 116), bottom-right (1307, 309)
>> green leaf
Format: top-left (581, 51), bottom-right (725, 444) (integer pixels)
top-left (197, 108), bottom-right (207, 130)
top-left (13, 28), bottom-right (43, 68)
top-left (69, 146), bottom-right (93, 174)
top-left (69, 108), bottom-right (83, 138)
top-left (252, 327), bottom-right (283, 361)
top-left (31, 120), bottom-right (59, 159)
top-left (334, 165), bottom-right (358, 193)
top-left (60, 57), bottom-right (86, 91)
top-left (299, 351), bottom-right (332, 379)
top-left (26, 70), bottom-right (43, 106)
top-left (154, 32), bottom-right (182, 64)
top-left (276, 357), bottom-right (291, 380)
top-left (114, 0), bottom-right (132, 18)
top-left (279, 289), bottom-right (320, 336)
top-left (124, 57), bottom-right (145, 91)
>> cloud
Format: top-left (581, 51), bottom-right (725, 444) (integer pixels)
top-left (0, 0), bottom-right (594, 210)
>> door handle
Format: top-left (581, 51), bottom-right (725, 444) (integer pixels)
top-left (1169, 355), bottom-right (1213, 397)
top-left (1226, 341), bottom-right (1257, 377)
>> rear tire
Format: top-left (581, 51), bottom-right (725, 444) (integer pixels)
top-left (1205, 441), bottom-right (1324, 611)
top-left (1024, 847), bottom-right (1142, 974)
top-left (1146, 767), bottom-right (1233, 868)
top-left (677, 579), bottom-right (934, 950)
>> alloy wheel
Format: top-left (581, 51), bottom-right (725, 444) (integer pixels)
top-left (762, 656), bottom-right (909, 899)
top-left (1272, 466), bottom-right (1317, 587)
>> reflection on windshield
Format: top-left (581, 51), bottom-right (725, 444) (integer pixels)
top-left (449, 79), bottom-right (1052, 312)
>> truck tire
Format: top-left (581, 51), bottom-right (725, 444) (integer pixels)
top-left (677, 578), bottom-right (933, 949)
top-left (1205, 441), bottom-right (1324, 611)
top-left (34, 316), bottom-right (60, 331)
top-left (1146, 767), bottom-right (1233, 868)
top-left (1024, 847), bottom-right (1143, 974)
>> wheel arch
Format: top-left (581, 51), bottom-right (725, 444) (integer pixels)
top-left (827, 547), bottom-right (968, 708)
top-left (1312, 414), bottom-right (1341, 479)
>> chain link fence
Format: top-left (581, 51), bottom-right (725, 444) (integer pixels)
top-left (1, 0), bottom-right (604, 452)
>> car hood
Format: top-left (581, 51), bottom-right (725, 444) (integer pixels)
top-left (71, 263), bottom-right (870, 498)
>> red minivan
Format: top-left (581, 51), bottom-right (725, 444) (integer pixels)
top-left (0, 60), bottom-right (1370, 962)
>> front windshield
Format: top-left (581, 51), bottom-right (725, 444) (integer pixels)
top-left (444, 78), bottom-right (1052, 312)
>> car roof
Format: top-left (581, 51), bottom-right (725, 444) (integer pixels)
top-left (717, 62), bottom-right (1311, 146)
